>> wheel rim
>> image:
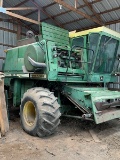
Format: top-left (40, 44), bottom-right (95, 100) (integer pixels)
top-left (23, 101), bottom-right (36, 127)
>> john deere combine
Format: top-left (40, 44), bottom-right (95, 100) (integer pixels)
top-left (3, 23), bottom-right (120, 137)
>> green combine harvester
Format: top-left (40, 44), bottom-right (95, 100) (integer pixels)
top-left (3, 23), bottom-right (120, 137)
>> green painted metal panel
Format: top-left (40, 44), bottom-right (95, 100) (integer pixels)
top-left (63, 85), bottom-right (120, 124)
top-left (21, 80), bottom-right (34, 100)
top-left (24, 43), bottom-right (45, 72)
top-left (88, 74), bottom-right (112, 82)
top-left (13, 79), bottom-right (21, 106)
top-left (4, 45), bottom-right (27, 72)
top-left (41, 22), bottom-right (68, 34)
top-left (4, 42), bottom-right (41, 73)
top-left (4, 48), bottom-right (18, 72)
top-left (46, 41), bottom-right (85, 81)
top-left (41, 22), bottom-right (69, 46)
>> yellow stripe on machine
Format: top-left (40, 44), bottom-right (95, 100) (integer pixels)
top-left (69, 26), bottom-right (120, 39)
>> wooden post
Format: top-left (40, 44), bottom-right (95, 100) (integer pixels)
top-left (38, 9), bottom-right (40, 22)
top-left (17, 23), bottom-right (22, 40)
top-left (0, 73), bottom-right (9, 136)
top-left (38, 9), bottom-right (40, 32)
top-left (0, 0), bottom-right (3, 7)
top-left (75, 0), bottom-right (78, 9)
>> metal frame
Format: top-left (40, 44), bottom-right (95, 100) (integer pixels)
top-left (0, 0), bottom-right (119, 34)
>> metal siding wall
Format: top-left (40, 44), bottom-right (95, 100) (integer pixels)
top-left (0, 18), bottom-right (27, 71)
top-left (107, 23), bottom-right (120, 33)
top-left (0, 13), bottom-right (18, 71)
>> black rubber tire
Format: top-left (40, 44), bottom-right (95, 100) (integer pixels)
top-left (20, 87), bottom-right (61, 137)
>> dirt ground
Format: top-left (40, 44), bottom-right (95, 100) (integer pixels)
top-left (0, 116), bottom-right (120, 160)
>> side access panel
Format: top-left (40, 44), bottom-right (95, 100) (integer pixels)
top-left (12, 79), bottom-right (34, 106)
top-left (41, 22), bottom-right (69, 46)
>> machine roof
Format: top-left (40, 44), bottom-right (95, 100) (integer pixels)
top-left (69, 26), bottom-right (120, 39)
top-left (3, 0), bottom-right (120, 33)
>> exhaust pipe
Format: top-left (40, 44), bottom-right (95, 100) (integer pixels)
top-left (28, 56), bottom-right (46, 68)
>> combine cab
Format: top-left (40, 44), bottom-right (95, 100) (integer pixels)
top-left (68, 26), bottom-right (120, 124)
top-left (3, 23), bottom-right (120, 137)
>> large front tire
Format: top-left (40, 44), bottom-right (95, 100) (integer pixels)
top-left (20, 87), bottom-right (61, 137)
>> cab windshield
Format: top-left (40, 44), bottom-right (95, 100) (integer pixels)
top-left (72, 33), bottom-right (118, 74)
top-left (88, 33), bottom-right (118, 73)
top-left (94, 35), bottom-right (118, 73)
